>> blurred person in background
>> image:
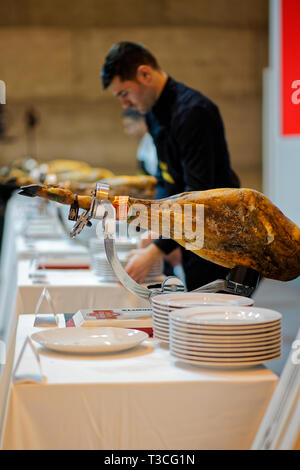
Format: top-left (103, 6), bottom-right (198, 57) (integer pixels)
top-left (101, 41), bottom-right (239, 290)
top-left (122, 108), bottom-right (158, 177)
top-left (122, 109), bottom-right (183, 281)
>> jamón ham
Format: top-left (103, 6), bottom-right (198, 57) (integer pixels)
top-left (19, 184), bottom-right (300, 282)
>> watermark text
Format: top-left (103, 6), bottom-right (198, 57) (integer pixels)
top-left (291, 80), bottom-right (300, 105)
top-left (0, 340), bottom-right (6, 365)
top-left (291, 339), bottom-right (300, 365)
top-left (96, 201), bottom-right (205, 251)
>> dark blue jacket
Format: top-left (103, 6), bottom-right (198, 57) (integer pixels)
top-left (145, 76), bottom-right (240, 289)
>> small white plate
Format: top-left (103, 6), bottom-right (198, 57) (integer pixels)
top-left (151, 292), bottom-right (254, 308)
top-left (31, 327), bottom-right (148, 354)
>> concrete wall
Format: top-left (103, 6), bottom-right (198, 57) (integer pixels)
top-left (0, 0), bottom-right (268, 188)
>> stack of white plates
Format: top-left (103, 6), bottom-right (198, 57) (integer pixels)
top-left (151, 292), bottom-right (254, 343)
top-left (169, 306), bottom-right (282, 369)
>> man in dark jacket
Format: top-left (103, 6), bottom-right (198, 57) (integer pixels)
top-left (101, 41), bottom-right (240, 290)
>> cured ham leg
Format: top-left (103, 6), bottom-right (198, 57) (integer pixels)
top-left (19, 184), bottom-right (300, 282)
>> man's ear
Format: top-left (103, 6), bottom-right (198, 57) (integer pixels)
top-left (136, 65), bottom-right (152, 85)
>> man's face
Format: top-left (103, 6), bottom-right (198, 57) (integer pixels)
top-left (109, 75), bottom-right (156, 115)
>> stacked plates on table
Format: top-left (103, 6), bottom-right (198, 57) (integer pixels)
top-left (169, 306), bottom-right (282, 369)
top-left (151, 292), bottom-right (254, 344)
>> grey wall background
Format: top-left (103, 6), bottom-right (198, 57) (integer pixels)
top-left (0, 0), bottom-right (269, 189)
top-left (263, 0), bottom-right (300, 225)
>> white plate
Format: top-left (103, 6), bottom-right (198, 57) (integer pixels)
top-left (153, 309), bottom-right (281, 331)
top-left (170, 306), bottom-right (281, 326)
top-left (170, 343), bottom-right (281, 358)
top-left (153, 330), bottom-right (169, 340)
top-left (152, 317), bottom-right (169, 327)
top-left (152, 305), bottom-right (281, 328)
top-left (153, 333), bottom-right (169, 343)
top-left (152, 315), bottom-right (170, 323)
top-left (152, 307), bottom-right (171, 316)
top-left (153, 306), bottom-right (282, 328)
top-left (170, 348), bottom-right (281, 362)
top-left (170, 351), bottom-right (281, 367)
top-left (154, 338), bottom-right (169, 345)
top-left (170, 328), bottom-right (281, 342)
top-left (169, 322), bottom-right (281, 336)
top-left (170, 321), bottom-right (281, 334)
top-left (171, 336), bottom-right (281, 351)
top-left (153, 327), bottom-right (169, 337)
top-left (170, 351), bottom-right (281, 369)
top-left (152, 305), bottom-right (181, 313)
top-left (151, 292), bottom-right (254, 308)
top-left (31, 327), bottom-right (148, 354)
top-left (170, 314), bottom-right (281, 329)
top-left (153, 324), bottom-right (169, 333)
top-left (152, 314), bottom-right (170, 323)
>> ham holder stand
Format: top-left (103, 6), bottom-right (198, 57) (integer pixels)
top-left (68, 183), bottom-right (261, 301)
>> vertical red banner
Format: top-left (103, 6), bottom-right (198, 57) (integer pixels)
top-left (281, 0), bottom-right (300, 135)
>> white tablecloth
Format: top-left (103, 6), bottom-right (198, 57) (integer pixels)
top-left (2, 315), bottom-right (278, 450)
top-left (16, 260), bottom-right (150, 314)
top-left (0, 195), bottom-right (148, 445)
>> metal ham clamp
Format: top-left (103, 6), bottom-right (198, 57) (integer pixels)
top-left (69, 183), bottom-right (260, 300)
top-left (69, 183), bottom-right (185, 301)
top-left (193, 266), bottom-right (261, 298)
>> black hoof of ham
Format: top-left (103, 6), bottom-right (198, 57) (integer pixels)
top-left (18, 184), bottom-right (41, 197)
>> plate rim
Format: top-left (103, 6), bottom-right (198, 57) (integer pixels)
top-left (151, 292), bottom-right (254, 307)
top-left (31, 326), bottom-right (148, 353)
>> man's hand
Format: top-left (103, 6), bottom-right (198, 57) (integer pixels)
top-left (125, 243), bottom-right (163, 284)
top-left (139, 231), bottom-right (182, 267)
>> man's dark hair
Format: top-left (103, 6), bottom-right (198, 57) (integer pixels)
top-left (101, 41), bottom-right (160, 90)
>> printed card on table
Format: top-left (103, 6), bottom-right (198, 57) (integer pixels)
top-left (65, 308), bottom-right (153, 335)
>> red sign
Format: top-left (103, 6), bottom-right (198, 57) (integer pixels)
top-left (281, 0), bottom-right (300, 135)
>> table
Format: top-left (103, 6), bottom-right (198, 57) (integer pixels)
top-left (2, 315), bottom-right (278, 450)
top-left (16, 260), bottom-right (150, 315)
top-left (0, 194), bottom-right (148, 446)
